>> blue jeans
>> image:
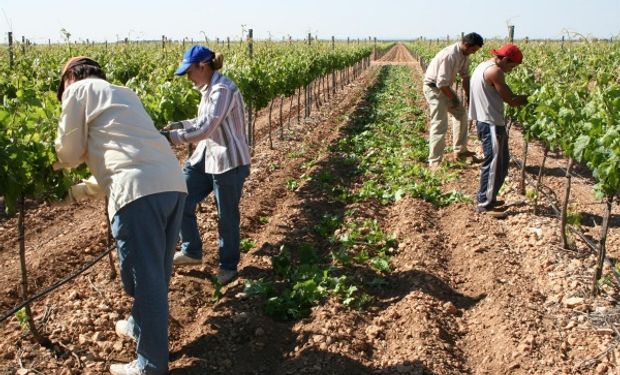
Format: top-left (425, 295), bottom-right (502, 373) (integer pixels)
top-left (180, 159), bottom-right (250, 271)
top-left (476, 121), bottom-right (509, 208)
top-left (111, 192), bottom-right (186, 375)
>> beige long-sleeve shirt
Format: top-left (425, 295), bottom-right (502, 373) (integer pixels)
top-left (423, 43), bottom-right (470, 88)
top-left (55, 78), bottom-right (187, 218)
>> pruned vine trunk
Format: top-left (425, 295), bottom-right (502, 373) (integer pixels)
top-left (560, 157), bottom-right (574, 249)
top-left (533, 147), bottom-right (548, 215)
top-left (592, 196), bottom-right (614, 296)
top-left (520, 138), bottom-right (529, 195)
top-left (17, 196), bottom-right (51, 347)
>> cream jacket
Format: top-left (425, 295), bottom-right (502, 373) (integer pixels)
top-left (55, 78), bottom-right (187, 218)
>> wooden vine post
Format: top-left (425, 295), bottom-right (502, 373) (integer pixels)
top-left (560, 157), bottom-right (574, 249)
top-left (305, 33), bottom-right (312, 118)
top-left (268, 99), bottom-right (274, 149)
top-left (331, 36), bottom-right (336, 95)
top-left (17, 196), bottom-right (51, 347)
top-left (247, 29), bottom-right (254, 150)
top-left (373, 37), bottom-right (376, 60)
top-left (533, 146), bottom-right (549, 214)
top-left (592, 196), bottom-right (615, 295)
top-left (279, 96), bottom-right (284, 139)
top-left (519, 138), bottom-right (528, 195)
top-left (8, 32), bottom-right (14, 69)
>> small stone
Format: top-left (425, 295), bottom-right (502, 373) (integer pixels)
top-left (443, 302), bottom-right (458, 315)
top-left (255, 327), bottom-right (265, 336)
top-left (232, 312), bottom-right (248, 323)
top-left (68, 291), bottom-right (80, 301)
top-left (108, 312), bottom-right (120, 321)
top-left (595, 363), bottom-right (608, 375)
top-left (564, 297), bottom-right (584, 308)
top-left (113, 341), bottom-right (124, 351)
top-left (312, 334), bottom-right (325, 343)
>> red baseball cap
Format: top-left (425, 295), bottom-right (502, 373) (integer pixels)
top-left (491, 44), bottom-right (523, 63)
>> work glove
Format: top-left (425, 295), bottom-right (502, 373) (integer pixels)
top-left (162, 121), bottom-right (184, 131)
top-left (65, 176), bottom-right (105, 204)
top-left (160, 130), bottom-right (172, 143)
top-left (450, 96), bottom-right (460, 109)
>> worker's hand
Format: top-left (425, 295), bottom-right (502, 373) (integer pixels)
top-left (56, 176), bottom-right (104, 206)
top-left (512, 95), bottom-right (529, 107)
top-left (52, 162), bottom-right (65, 171)
top-left (162, 121), bottom-right (184, 131)
top-left (450, 96), bottom-right (460, 109)
top-left (160, 130), bottom-right (172, 143)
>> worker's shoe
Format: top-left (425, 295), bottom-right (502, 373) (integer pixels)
top-left (475, 205), bottom-right (508, 219)
top-left (110, 361), bottom-right (143, 375)
top-left (173, 252), bottom-right (202, 266)
top-left (217, 269), bottom-right (238, 284)
top-left (115, 320), bottom-right (136, 341)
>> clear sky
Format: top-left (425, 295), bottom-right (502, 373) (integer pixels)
top-left (1, 0), bottom-right (618, 43)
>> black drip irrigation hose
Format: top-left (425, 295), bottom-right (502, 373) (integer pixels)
top-left (0, 244), bottom-right (116, 324)
top-left (510, 156), bottom-right (620, 287)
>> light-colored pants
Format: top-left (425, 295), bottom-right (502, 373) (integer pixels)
top-left (423, 84), bottom-right (469, 164)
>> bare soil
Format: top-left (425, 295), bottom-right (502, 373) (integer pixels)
top-left (0, 44), bottom-right (618, 375)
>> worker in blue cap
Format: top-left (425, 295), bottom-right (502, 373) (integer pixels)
top-left (161, 46), bottom-right (251, 285)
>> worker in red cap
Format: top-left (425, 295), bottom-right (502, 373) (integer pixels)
top-left (468, 44), bottom-right (529, 218)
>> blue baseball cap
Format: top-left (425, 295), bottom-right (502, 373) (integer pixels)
top-left (174, 45), bottom-right (215, 75)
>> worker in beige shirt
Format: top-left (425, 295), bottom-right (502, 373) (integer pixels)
top-left (423, 32), bottom-right (484, 170)
top-left (55, 56), bottom-right (187, 375)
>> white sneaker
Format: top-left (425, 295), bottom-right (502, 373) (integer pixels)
top-left (115, 320), bottom-right (136, 341)
top-left (217, 269), bottom-right (238, 284)
top-left (110, 361), bottom-right (143, 375)
top-left (173, 252), bottom-right (202, 265)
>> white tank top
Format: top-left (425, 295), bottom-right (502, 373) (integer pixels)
top-left (469, 60), bottom-right (505, 126)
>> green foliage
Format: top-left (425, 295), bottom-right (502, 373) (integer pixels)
top-left (0, 40), bottom-right (379, 214)
top-left (240, 238), bottom-right (256, 253)
top-left (244, 244), bottom-right (370, 320)
top-left (211, 277), bottom-right (223, 302)
top-left (14, 307), bottom-right (29, 331)
top-left (332, 66), bottom-right (467, 207)
top-left (566, 209), bottom-right (583, 226)
top-left (313, 213), bottom-right (341, 238)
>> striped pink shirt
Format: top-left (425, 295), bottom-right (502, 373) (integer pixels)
top-left (171, 72), bottom-right (251, 173)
